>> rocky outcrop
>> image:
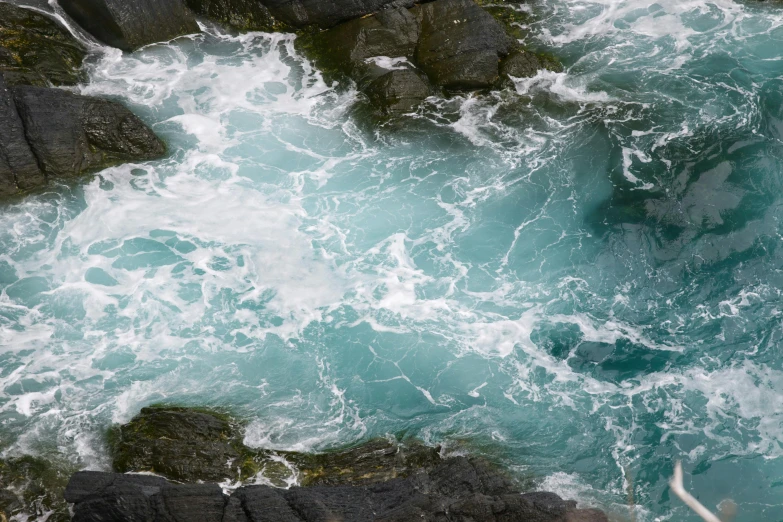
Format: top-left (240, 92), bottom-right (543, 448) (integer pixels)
top-left (108, 406), bottom-right (442, 486)
top-left (303, 0), bottom-right (561, 115)
top-left (0, 2), bottom-right (87, 86)
top-left (65, 460), bottom-right (608, 522)
top-left (59, 0), bottom-right (200, 52)
top-left (262, 0), bottom-right (416, 29)
top-left (185, 0), bottom-right (283, 32)
top-left (90, 406), bottom-right (609, 522)
top-left (0, 72), bottom-right (166, 198)
top-left (12, 85), bottom-right (166, 177)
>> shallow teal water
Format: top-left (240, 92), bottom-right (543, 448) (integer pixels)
top-left (3, 0), bottom-right (783, 519)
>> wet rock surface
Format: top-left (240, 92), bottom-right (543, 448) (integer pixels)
top-left (66, 462), bottom-right (608, 522)
top-left (59, 0), bottom-right (199, 51)
top-left (11, 85), bottom-right (166, 177)
top-left (0, 73), bottom-right (44, 196)
top-left (303, 0), bottom-right (561, 115)
top-left (0, 71), bottom-right (166, 198)
top-left (0, 2), bottom-right (87, 87)
top-left (413, 0), bottom-right (514, 90)
top-left (262, 0), bottom-right (416, 29)
top-left (85, 406), bottom-right (609, 522)
top-left (0, 456), bottom-right (74, 522)
top-left (186, 0), bottom-right (282, 32)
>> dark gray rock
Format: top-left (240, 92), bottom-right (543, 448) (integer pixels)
top-left (500, 48), bottom-right (564, 79)
top-left (10, 85), bottom-right (166, 178)
top-left (413, 0), bottom-right (515, 90)
top-left (65, 472), bottom-right (226, 522)
top-left (262, 0), bottom-right (416, 29)
top-left (365, 68), bottom-right (431, 115)
top-left (66, 461), bottom-right (610, 522)
top-left (0, 73), bottom-right (45, 196)
top-left (0, 2), bottom-right (87, 87)
top-left (185, 0), bottom-right (282, 32)
top-left (317, 7), bottom-right (420, 71)
top-left (59, 0), bottom-right (200, 52)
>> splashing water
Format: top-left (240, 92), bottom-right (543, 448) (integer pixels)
top-left (2, 0), bottom-right (783, 519)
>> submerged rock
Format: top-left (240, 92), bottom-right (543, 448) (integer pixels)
top-left (59, 0), bottom-right (200, 52)
top-left (11, 85), bottom-right (166, 178)
top-left (0, 3), bottom-right (87, 87)
top-left (262, 0), bottom-right (416, 29)
top-left (185, 0), bottom-right (284, 32)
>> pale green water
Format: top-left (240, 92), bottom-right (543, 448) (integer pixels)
top-left (2, 1), bottom-right (783, 520)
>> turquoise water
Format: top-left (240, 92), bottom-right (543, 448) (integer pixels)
top-left (3, 0), bottom-right (783, 519)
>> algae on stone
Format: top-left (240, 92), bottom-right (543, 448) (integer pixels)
top-left (0, 3), bottom-right (87, 87)
top-left (0, 456), bottom-right (75, 522)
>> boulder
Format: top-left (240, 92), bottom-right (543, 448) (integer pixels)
top-left (305, 7), bottom-right (430, 114)
top-left (316, 7), bottom-right (421, 72)
top-left (0, 74), bottom-right (45, 196)
top-left (10, 85), bottom-right (166, 178)
top-left (413, 0), bottom-right (515, 89)
top-left (185, 0), bottom-right (282, 32)
top-left (262, 0), bottom-right (416, 29)
top-left (0, 3), bottom-right (87, 87)
top-left (59, 0), bottom-right (200, 52)
top-left (108, 406), bottom-right (251, 483)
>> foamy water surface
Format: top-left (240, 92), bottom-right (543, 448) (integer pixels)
top-left (2, 0), bottom-right (783, 520)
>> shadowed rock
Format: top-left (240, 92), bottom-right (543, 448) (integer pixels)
top-left (59, 0), bottom-right (199, 51)
top-left (0, 3), bottom-right (87, 87)
top-left (185, 0), bottom-right (283, 32)
top-left (262, 0), bottom-right (416, 29)
top-left (10, 85), bottom-right (166, 178)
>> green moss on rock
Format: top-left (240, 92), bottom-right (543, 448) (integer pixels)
top-left (0, 456), bottom-right (75, 522)
top-left (0, 3), bottom-right (87, 87)
top-left (108, 405), bottom-right (444, 488)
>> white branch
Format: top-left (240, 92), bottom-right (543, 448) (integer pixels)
top-left (669, 461), bottom-right (722, 522)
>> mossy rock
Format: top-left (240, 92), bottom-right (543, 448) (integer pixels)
top-left (109, 406), bottom-right (443, 488)
top-left (0, 456), bottom-right (75, 522)
top-left (0, 3), bottom-right (87, 87)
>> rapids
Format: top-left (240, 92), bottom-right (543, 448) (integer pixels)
top-left (2, 0), bottom-right (783, 519)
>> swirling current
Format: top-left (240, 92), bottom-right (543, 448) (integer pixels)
top-left (2, 0), bottom-right (783, 520)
